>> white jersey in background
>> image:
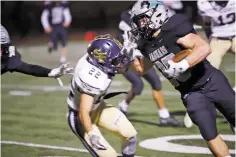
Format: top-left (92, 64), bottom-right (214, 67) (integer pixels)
top-left (197, 0), bottom-right (235, 37)
top-left (67, 54), bottom-right (112, 111)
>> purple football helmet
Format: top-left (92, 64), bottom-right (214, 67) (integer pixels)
top-left (87, 34), bottom-right (130, 74)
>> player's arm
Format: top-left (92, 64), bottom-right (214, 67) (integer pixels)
top-left (130, 57), bottom-right (153, 75)
top-left (79, 93), bottom-right (94, 133)
top-left (177, 33), bottom-right (211, 67)
top-left (13, 61), bottom-right (73, 78)
top-left (164, 33), bottom-right (211, 78)
top-left (63, 7), bottom-right (72, 28)
top-left (77, 79), bottom-right (107, 150)
top-left (41, 9), bottom-right (51, 33)
top-left (14, 61), bottom-right (51, 77)
top-left (130, 58), bottom-right (144, 74)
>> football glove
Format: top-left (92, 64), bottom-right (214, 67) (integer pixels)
top-left (88, 130), bottom-right (108, 150)
top-left (122, 31), bottom-right (143, 61)
top-left (48, 63), bottom-right (74, 78)
top-left (164, 59), bottom-right (189, 78)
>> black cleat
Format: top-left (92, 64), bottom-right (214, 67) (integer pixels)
top-left (159, 116), bottom-right (183, 127)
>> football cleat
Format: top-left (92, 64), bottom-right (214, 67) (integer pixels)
top-left (159, 116), bottom-right (183, 127)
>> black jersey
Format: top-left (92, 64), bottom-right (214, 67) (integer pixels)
top-left (138, 14), bottom-right (215, 93)
top-left (1, 46), bottom-right (51, 77)
top-left (1, 47), bottom-right (22, 74)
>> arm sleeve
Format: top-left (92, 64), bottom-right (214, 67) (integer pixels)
top-left (13, 61), bottom-right (52, 77)
top-left (41, 9), bottom-right (50, 30)
top-left (63, 8), bottom-right (72, 25)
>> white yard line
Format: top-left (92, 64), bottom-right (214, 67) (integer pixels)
top-left (1, 140), bottom-right (144, 157)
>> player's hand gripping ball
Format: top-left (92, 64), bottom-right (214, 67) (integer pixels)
top-left (164, 49), bottom-right (192, 78)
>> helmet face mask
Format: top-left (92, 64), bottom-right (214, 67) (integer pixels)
top-left (130, 0), bottom-right (169, 40)
top-left (131, 12), bottom-right (156, 40)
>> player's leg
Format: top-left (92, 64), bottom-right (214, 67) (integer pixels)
top-left (119, 70), bottom-right (144, 114)
top-left (230, 37), bottom-right (235, 53)
top-left (182, 92), bottom-right (230, 156)
top-left (67, 108), bottom-right (117, 157)
top-left (143, 67), bottom-right (182, 126)
top-left (207, 37), bottom-right (231, 69)
top-left (59, 26), bottom-right (68, 64)
top-left (205, 70), bottom-right (235, 128)
top-left (230, 37), bottom-right (236, 91)
top-left (51, 26), bottom-right (59, 53)
top-left (97, 102), bottom-right (137, 157)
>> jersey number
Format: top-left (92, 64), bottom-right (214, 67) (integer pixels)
top-left (154, 53), bottom-right (191, 87)
top-left (89, 67), bottom-right (101, 79)
top-left (218, 13), bottom-right (235, 26)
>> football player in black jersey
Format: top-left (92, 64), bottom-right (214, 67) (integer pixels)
top-left (1, 25), bottom-right (73, 80)
top-left (123, 1), bottom-right (235, 156)
top-left (117, 9), bottom-right (182, 127)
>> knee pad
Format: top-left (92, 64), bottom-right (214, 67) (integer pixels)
top-left (132, 81), bottom-right (144, 95)
top-left (122, 136), bottom-right (137, 156)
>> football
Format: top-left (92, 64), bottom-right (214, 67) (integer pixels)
top-left (172, 49), bottom-right (192, 63)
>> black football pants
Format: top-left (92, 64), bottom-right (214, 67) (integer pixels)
top-left (182, 69), bottom-right (235, 141)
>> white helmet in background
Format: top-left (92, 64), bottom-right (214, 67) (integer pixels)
top-left (0, 24), bottom-right (10, 45)
top-left (130, 0), bottom-right (169, 39)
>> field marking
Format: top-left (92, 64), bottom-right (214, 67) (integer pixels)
top-left (1, 84), bottom-right (180, 96)
top-left (9, 90), bottom-right (32, 96)
top-left (139, 134), bottom-right (235, 154)
top-left (1, 140), bottom-right (144, 157)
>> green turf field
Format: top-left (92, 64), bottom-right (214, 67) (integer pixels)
top-left (1, 36), bottom-right (235, 157)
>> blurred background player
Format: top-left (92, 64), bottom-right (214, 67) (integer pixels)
top-left (117, 8), bottom-right (182, 127)
top-left (41, 0), bottom-right (72, 64)
top-left (67, 34), bottom-right (137, 157)
top-left (1, 24), bottom-right (73, 78)
top-left (197, 0), bottom-right (235, 90)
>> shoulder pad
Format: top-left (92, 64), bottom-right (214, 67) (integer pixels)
top-left (161, 14), bottom-right (189, 31)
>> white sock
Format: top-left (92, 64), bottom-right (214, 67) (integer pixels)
top-left (158, 108), bottom-right (170, 118)
top-left (119, 100), bottom-right (129, 112)
top-left (60, 56), bottom-right (67, 63)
